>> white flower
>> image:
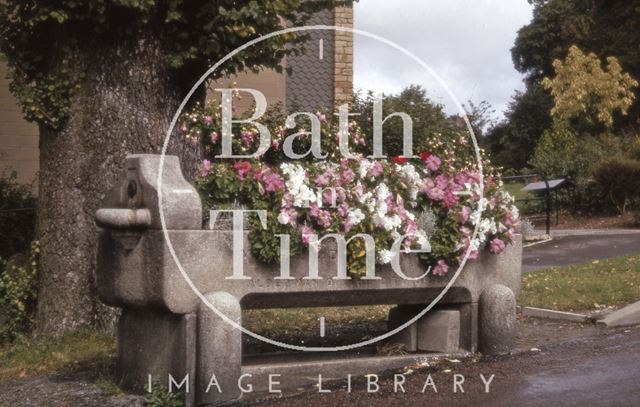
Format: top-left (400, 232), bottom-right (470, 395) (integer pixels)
top-left (414, 230), bottom-right (431, 250)
top-left (280, 163), bottom-right (316, 207)
top-left (359, 160), bottom-right (373, 178)
top-left (376, 183), bottom-right (390, 201)
top-left (379, 249), bottom-right (395, 264)
top-left (277, 211), bottom-right (290, 225)
top-left (348, 208), bottom-right (365, 225)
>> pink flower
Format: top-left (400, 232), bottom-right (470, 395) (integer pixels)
top-left (457, 206), bottom-right (471, 224)
top-left (210, 131), bottom-right (219, 144)
top-left (202, 115), bottom-right (213, 126)
top-left (454, 171), bottom-right (470, 187)
top-left (315, 172), bottom-right (331, 187)
top-left (200, 159), bottom-right (212, 177)
top-left (337, 202), bottom-right (349, 217)
top-left (233, 161), bottom-right (252, 180)
top-left (425, 155), bottom-right (441, 171)
top-left (461, 237), bottom-right (479, 261)
top-left (341, 168), bottom-right (355, 183)
top-left (369, 161), bottom-right (384, 178)
top-left (301, 225), bottom-right (315, 244)
top-left (240, 130), bottom-right (254, 146)
top-left (503, 212), bottom-right (517, 227)
top-left (489, 238), bottom-right (506, 254)
top-left (316, 112), bottom-right (327, 123)
top-left (443, 190), bottom-right (459, 208)
top-left (262, 169), bottom-right (284, 192)
top-left (432, 260), bottom-right (449, 276)
top-left (421, 178), bottom-right (445, 202)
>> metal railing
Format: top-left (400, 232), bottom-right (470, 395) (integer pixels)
top-left (502, 174), bottom-right (552, 235)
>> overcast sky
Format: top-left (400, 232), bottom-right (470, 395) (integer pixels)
top-left (353, 0), bottom-right (533, 120)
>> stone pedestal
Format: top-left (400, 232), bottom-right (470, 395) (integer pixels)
top-left (417, 310), bottom-right (460, 352)
top-left (387, 306), bottom-right (419, 351)
top-left (479, 284), bottom-right (516, 355)
top-left (197, 291), bottom-right (242, 406)
top-left (117, 310), bottom-right (196, 406)
top-left (387, 306), bottom-right (463, 353)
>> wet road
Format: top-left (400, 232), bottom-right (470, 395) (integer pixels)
top-left (246, 326), bottom-right (640, 407)
top-left (523, 232), bottom-right (640, 272)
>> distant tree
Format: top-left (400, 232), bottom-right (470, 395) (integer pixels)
top-left (542, 46), bottom-right (638, 131)
top-left (353, 85), bottom-right (451, 156)
top-left (461, 100), bottom-right (495, 139)
top-left (512, 0), bottom-right (640, 127)
top-left (485, 84), bottom-right (553, 170)
top-left (512, 0), bottom-right (594, 85)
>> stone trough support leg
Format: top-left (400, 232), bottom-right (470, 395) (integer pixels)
top-left (459, 302), bottom-right (478, 352)
top-left (197, 291), bottom-right (242, 406)
top-left (479, 284), bottom-right (516, 355)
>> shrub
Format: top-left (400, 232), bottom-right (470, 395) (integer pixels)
top-left (0, 170), bottom-right (37, 259)
top-left (592, 158), bottom-right (640, 214)
top-left (0, 241), bottom-right (39, 342)
top-left (145, 381), bottom-right (183, 407)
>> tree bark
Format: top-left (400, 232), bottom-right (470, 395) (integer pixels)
top-left (35, 36), bottom-right (197, 335)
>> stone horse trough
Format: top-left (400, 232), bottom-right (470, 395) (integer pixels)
top-left (96, 154), bottom-right (522, 406)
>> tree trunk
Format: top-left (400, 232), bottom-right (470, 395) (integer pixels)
top-left (35, 36), bottom-right (197, 335)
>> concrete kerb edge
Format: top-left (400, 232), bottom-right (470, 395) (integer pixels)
top-left (518, 306), bottom-right (592, 323)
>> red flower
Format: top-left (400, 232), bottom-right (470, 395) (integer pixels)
top-left (233, 161), bottom-right (252, 180)
top-left (419, 151), bottom-right (431, 162)
top-left (391, 155), bottom-right (408, 164)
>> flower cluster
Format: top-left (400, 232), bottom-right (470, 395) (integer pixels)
top-left (188, 102), bottom-right (520, 277)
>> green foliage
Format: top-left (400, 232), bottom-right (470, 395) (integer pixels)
top-left (512, 0), bottom-right (640, 128)
top-left (0, 0), bottom-right (347, 130)
top-left (485, 84), bottom-right (554, 170)
top-left (0, 242), bottom-right (39, 342)
top-left (592, 158), bottom-right (640, 214)
top-left (529, 122), bottom-right (636, 214)
top-left (145, 381), bottom-right (183, 407)
top-left (530, 120), bottom-right (581, 178)
top-left (0, 170), bottom-right (36, 259)
top-left (542, 45), bottom-right (638, 130)
top-left (352, 85), bottom-right (451, 157)
top-left (512, 0), bottom-right (594, 84)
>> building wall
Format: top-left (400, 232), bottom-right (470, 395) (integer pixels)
top-left (208, 67), bottom-right (287, 113)
top-left (333, 5), bottom-right (354, 107)
top-left (285, 9), bottom-right (336, 113)
top-left (0, 61), bottom-right (39, 186)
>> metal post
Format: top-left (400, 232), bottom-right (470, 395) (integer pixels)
top-left (542, 175), bottom-right (551, 235)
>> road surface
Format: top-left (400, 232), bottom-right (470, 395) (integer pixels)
top-left (523, 232), bottom-right (640, 272)
top-left (243, 325), bottom-right (640, 406)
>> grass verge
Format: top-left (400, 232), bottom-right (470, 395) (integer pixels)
top-left (0, 328), bottom-right (115, 383)
top-left (520, 254), bottom-right (640, 311)
top-left (243, 305), bottom-right (390, 336)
